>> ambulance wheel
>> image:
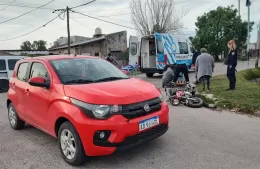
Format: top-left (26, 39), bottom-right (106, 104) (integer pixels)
top-left (146, 73), bottom-right (154, 77)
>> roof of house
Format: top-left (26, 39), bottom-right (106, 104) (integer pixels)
top-left (49, 30), bottom-right (126, 51)
top-left (22, 55), bottom-right (98, 61)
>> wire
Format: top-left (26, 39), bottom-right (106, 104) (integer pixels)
top-left (71, 18), bottom-right (93, 30)
top-left (0, 3), bottom-right (54, 10)
top-left (70, 0), bottom-right (96, 9)
top-left (71, 12), bottom-right (132, 18)
top-left (0, 0), bottom-right (16, 11)
top-left (71, 10), bottom-right (138, 30)
top-left (0, 11), bottom-right (64, 41)
top-left (0, 0), bottom-right (55, 25)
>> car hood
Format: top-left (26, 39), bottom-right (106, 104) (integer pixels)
top-left (64, 78), bottom-right (160, 105)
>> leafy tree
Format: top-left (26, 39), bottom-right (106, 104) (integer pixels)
top-left (20, 41), bottom-right (32, 50)
top-left (192, 5), bottom-right (254, 60)
top-left (20, 40), bottom-right (47, 50)
top-left (130, 0), bottom-right (187, 36)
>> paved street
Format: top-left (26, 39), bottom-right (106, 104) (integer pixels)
top-left (1, 60), bottom-right (260, 169)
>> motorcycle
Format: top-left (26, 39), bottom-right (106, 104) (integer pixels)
top-left (164, 83), bottom-right (204, 108)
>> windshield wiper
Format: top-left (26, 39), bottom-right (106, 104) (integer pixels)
top-left (94, 77), bottom-right (129, 82)
top-left (64, 79), bottom-right (94, 84)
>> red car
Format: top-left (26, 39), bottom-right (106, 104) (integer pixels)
top-left (7, 55), bottom-right (169, 166)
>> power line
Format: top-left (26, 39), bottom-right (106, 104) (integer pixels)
top-left (70, 0), bottom-right (96, 9)
top-left (71, 10), bottom-right (138, 30)
top-left (71, 18), bottom-right (93, 30)
top-left (0, 3), bottom-right (54, 10)
top-left (0, 0), bottom-right (16, 11)
top-left (71, 12), bottom-right (132, 18)
top-left (0, 0), bottom-right (55, 25)
top-left (0, 11), bottom-right (64, 41)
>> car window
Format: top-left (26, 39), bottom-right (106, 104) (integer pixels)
top-left (0, 59), bottom-right (6, 71)
top-left (156, 39), bottom-right (164, 53)
top-left (8, 59), bottom-right (19, 71)
top-left (178, 42), bottom-right (189, 54)
top-left (17, 62), bottom-right (29, 81)
top-left (50, 58), bottom-right (128, 84)
top-left (130, 43), bottom-right (137, 55)
top-left (30, 62), bottom-right (50, 82)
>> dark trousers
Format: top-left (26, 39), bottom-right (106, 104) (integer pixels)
top-left (227, 66), bottom-right (236, 89)
top-left (199, 75), bottom-right (211, 90)
top-left (172, 64), bottom-right (189, 83)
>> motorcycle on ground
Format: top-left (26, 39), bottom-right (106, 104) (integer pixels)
top-left (164, 83), bottom-right (204, 108)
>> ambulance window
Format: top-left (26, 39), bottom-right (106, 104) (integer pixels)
top-left (156, 39), bottom-right (164, 53)
top-left (130, 43), bottom-right (137, 55)
top-left (179, 42), bottom-right (189, 54)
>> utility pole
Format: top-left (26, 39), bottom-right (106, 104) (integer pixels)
top-left (246, 0), bottom-right (251, 68)
top-left (66, 6), bottom-right (71, 55)
top-left (53, 0), bottom-right (96, 56)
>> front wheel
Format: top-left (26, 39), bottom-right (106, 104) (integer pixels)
top-left (187, 97), bottom-right (204, 108)
top-left (146, 73), bottom-right (154, 77)
top-left (8, 103), bottom-right (25, 130)
top-left (58, 121), bottom-right (86, 166)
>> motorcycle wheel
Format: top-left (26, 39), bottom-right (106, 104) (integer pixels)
top-left (170, 98), bottom-right (180, 106)
top-left (187, 97), bottom-right (204, 108)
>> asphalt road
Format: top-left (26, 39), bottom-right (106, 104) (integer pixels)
top-left (0, 60), bottom-right (260, 169)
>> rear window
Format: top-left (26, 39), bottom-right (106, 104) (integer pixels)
top-left (17, 62), bottom-right (29, 81)
top-left (8, 59), bottom-right (19, 70)
top-left (0, 60), bottom-right (6, 71)
top-left (178, 42), bottom-right (189, 54)
top-left (130, 43), bottom-right (137, 55)
top-left (156, 39), bottom-right (164, 53)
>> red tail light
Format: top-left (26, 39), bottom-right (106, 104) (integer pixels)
top-left (164, 54), bottom-right (167, 64)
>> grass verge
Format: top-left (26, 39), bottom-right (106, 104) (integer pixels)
top-left (197, 68), bottom-right (260, 115)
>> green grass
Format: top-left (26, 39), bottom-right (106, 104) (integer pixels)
top-left (197, 68), bottom-right (260, 114)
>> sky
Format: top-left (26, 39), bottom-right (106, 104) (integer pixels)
top-left (0, 0), bottom-right (259, 50)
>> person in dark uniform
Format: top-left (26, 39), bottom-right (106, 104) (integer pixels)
top-left (226, 40), bottom-right (237, 90)
top-left (172, 63), bottom-right (190, 85)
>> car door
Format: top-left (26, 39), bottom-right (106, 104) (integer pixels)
top-left (11, 62), bottom-right (30, 119)
top-left (24, 61), bottom-right (52, 131)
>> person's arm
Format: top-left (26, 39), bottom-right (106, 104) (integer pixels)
top-left (195, 57), bottom-right (199, 72)
top-left (233, 49), bottom-right (238, 68)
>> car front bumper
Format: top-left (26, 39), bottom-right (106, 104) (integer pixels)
top-left (74, 102), bottom-right (169, 157)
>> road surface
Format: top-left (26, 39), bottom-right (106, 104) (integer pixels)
top-left (0, 60), bottom-right (259, 169)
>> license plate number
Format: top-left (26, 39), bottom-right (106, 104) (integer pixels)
top-left (139, 116), bottom-right (159, 131)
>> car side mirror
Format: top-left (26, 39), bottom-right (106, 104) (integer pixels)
top-left (28, 77), bottom-right (50, 89)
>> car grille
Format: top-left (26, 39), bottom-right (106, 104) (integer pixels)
top-left (121, 97), bottom-right (161, 119)
top-left (116, 124), bottom-right (168, 150)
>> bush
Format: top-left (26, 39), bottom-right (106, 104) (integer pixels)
top-left (243, 68), bottom-right (260, 80)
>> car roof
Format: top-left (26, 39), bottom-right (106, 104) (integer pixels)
top-left (22, 55), bottom-right (98, 61)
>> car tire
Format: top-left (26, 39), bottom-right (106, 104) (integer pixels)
top-left (8, 103), bottom-right (25, 130)
top-left (58, 121), bottom-right (86, 166)
top-left (146, 73), bottom-right (154, 77)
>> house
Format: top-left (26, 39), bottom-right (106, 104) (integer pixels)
top-left (48, 28), bottom-right (128, 65)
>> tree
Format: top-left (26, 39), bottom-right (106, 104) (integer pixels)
top-left (130, 0), bottom-right (186, 36)
top-left (20, 41), bottom-right (32, 50)
top-left (192, 5), bottom-right (254, 60)
top-left (31, 40), bottom-right (47, 50)
top-left (20, 40), bottom-right (47, 50)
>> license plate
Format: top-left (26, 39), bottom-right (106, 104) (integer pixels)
top-left (139, 116), bottom-right (159, 131)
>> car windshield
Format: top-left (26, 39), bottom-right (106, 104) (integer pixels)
top-left (50, 58), bottom-right (129, 85)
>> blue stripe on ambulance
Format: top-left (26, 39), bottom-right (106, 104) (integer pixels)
top-left (162, 35), bottom-right (175, 64)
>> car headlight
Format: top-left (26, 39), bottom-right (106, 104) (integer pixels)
top-left (70, 98), bottom-right (122, 120)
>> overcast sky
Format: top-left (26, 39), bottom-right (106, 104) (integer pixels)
top-left (0, 0), bottom-right (259, 50)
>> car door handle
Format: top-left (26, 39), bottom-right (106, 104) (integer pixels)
top-left (25, 89), bottom-right (29, 94)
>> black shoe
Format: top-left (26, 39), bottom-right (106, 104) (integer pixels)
top-left (207, 88), bottom-right (211, 92)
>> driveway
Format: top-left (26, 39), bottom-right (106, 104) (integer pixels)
top-left (0, 60), bottom-right (259, 169)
